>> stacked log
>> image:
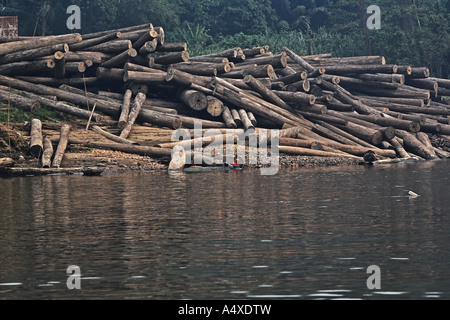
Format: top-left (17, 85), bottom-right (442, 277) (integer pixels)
top-left (0, 23), bottom-right (449, 170)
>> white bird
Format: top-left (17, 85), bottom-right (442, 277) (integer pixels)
top-left (408, 191), bottom-right (419, 198)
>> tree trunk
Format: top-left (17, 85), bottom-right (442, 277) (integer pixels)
top-left (52, 124), bottom-right (71, 168)
top-left (118, 89), bottom-right (133, 129)
top-left (41, 137), bottom-right (54, 168)
top-left (120, 92), bottom-right (146, 139)
top-left (29, 119), bottom-right (43, 158)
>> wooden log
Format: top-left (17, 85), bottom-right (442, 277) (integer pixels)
top-left (243, 75), bottom-right (292, 111)
top-left (81, 23), bottom-right (153, 40)
top-left (65, 61), bottom-right (86, 74)
top-left (85, 39), bottom-right (132, 53)
top-left (123, 70), bottom-right (167, 84)
top-left (165, 66), bottom-right (214, 88)
top-left (319, 64), bottom-right (398, 75)
top-left (53, 51), bottom-right (66, 79)
top-left (195, 47), bottom-right (240, 59)
top-left (0, 158), bottom-right (15, 168)
top-left (156, 42), bottom-right (187, 52)
top-left (68, 138), bottom-right (173, 157)
top-left (41, 137), bottom-right (54, 168)
top-left (282, 47), bottom-right (316, 73)
top-left (118, 89), bottom-right (133, 129)
top-left (416, 132), bottom-right (438, 158)
top-left (172, 62), bottom-right (223, 76)
top-left (388, 137), bottom-right (410, 158)
top-left (92, 125), bottom-right (137, 145)
top-left (395, 130), bottom-right (437, 159)
top-left (29, 119), bottom-right (43, 158)
top-left (70, 32), bottom-right (122, 51)
top-left (230, 108), bottom-right (243, 127)
top-left (0, 88), bottom-right (41, 112)
top-left (278, 145), bottom-right (360, 158)
top-left (100, 48), bottom-right (137, 68)
top-left (96, 67), bottom-right (125, 81)
top-left (0, 33), bottom-right (81, 55)
top-left (138, 38), bottom-right (158, 55)
top-left (238, 109), bottom-right (255, 131)
top-left (273, 90), bottom-right (316, 106)
top-left (406, 67), bottom-right (430, 78)
top-left (178, 89), bottom-right (207, 111)
top-left (168, 146), bottom-right (186, 171)
top-left (132, 29), bottom-right (159, 50)
top-left (345, 113), bottom-right (421, 133)
top-left (222, 106), bottom-right (237, 128)
top-left (52, 124), bottom-right (71, 168)
top-left (120, 92), bottom-right (146, 139)
top-left (153, 51), bottom-right (189, 65)
top-left (357, 73), bottom-right (405, 84)
top-left (0, 75), bottom-right (117, 119)
top-left (247, 112), bottom-right (257, 126)
top-left (279, 137), bottom-right (396, 158)
top-left (0, 59), bottom-right (55, 76)
top-left (305, 55), bottom-right (386, 66)
top-left (206, 95), bottom-right (224, 117)
top-left (0, 43), bottom-right (69, 65)
top-left (239, 53), bottom-right (288, 68)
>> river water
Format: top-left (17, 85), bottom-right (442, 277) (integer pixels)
top-left (0, 160), bottom-right (449, 300)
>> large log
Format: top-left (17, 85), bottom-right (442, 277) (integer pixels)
top-left (29, 119), bottom-right (43, 158)
top-left (395, 130), bottom-right (437, 159)
top-left (0, 87), bottom-right (41, 112)
top-left (85, 39), bottom-right (132, 53)
top-left (0, 43), bottom-right (69, 65)
top-left (118, 89), bottom-right (133, 129)
top-left (153, 51), bottom-right (190, 65)
top-left (243, 75), bottom-right (292, 111)
top-left (222, 106), bottom-right (237, 128)
top-left (52, 124), bottom-right (71, 168)
top-left (206, 95), bottom-right (224, 117)
top-left (123, 70), bottom-right (167, 84)
top-left (279, 137), bottom-right (396, 158)
top-left (0, 33), bottom-right (82, 55)
top-left (120, 92), bottom-right (147, 139)
top-left (70, 32), bottom-right (122, 51)
top-left (100, 48), bottom-right (137, 68)
top-left (279, 145), bottom-right (360, 158)
top-left (178, 89), bottom-right (208, 111)
top-left (92, 125), bottom-right (137, 145)
top-left (0, 59), bottom-right (55, 76)
top-left (41, 137), bottom-right (54, 168)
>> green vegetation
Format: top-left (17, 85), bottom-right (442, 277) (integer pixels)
top-left (0, 103), bottom-right (75, 123)
top-left (0, 0), bottom-right (449, 77)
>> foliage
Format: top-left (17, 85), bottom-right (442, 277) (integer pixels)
top-left (0, 0), bottom-right (448, 77)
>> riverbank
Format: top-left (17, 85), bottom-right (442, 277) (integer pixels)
top-left (1, 120), bottom-right (366, 176)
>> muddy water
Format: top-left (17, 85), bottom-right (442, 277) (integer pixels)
top-left (0, 160), bottom-right (449, 299)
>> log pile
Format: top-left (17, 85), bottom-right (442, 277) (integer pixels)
top-left (0, 22), bottom-right (449, 172)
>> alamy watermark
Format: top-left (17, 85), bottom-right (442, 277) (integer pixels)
top-left (66, 5), bottom-right (81, 30)
top-left (367, 5), bottom-right (381, 30)
top-left (366, 265), bottom-right (381, 290)
top-left (170, 122), bottom-right (280, 176)
top-left (66, 265), bottom-right (81, 290)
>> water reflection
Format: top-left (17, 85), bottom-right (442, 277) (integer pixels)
top-left (0, 160), bottom-right (449, 299)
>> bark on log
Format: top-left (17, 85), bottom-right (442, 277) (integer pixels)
top-left (395, 130), bottom-right (437, 160)
top-left (153, 51), bottom-right (189, 65)
top-left (0, 43), bottom-right (69, 65)
top-left (0, 88), bottom-right (41, 112)
top-left (100, 48), bottom-right (137, 68)
top-left (0, 33), bottom-right (82, 55)
top-left (178, 89), bottom-right (208, 111)
top-left (123, 70), bottom-right (167, 84)
top-left (120, 92), bottom-right (146, 139)
top-left (30, 119), bottom-right (43, 158)
top-left (279, 145), bottom-right (360, 158)
top-left (41, 137), bottom-right (54, 168)
top-left (243, 75), bottom-right (292, 111)
top-left (85, 40), bottom-right (132, 53)
top-left (222, 106), bottom-right (237, 128)
top-left (92, 125), bottom-right (137, 145)
top-left (206, 95), bottom-right (224, 117)
top-left (70, 32), bottom-right (122, 51)
top-left (52, 124), bottom-right (71, 168)
top-left (230, 109), bottom-right (243, 127)
top-left (68, 139), bottom-right (173, 158)
top-left (118, 89), bottom-right (133, 129)
top-left (238, 109), bottom-right (255, 131)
